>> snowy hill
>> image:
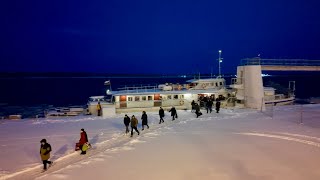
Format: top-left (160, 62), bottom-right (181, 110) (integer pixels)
top-left (1, 105), bottom-right (320, 180)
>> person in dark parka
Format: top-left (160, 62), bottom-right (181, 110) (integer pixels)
top-left (124, 114), bottom-right (131, 134)
top-left (207, 100), bottom-right (213, 113)
top-left (40, 139), bottom-right (52, 171)
top-left (141, 111), bottom-right (149, 130)
top-left (169, 106), bottom-right (177, 120)
top-left (203, 96), bottom-right (208, 108)
top-left (79, 128), bottom-right (88, 155)
top-left (159, 107), bottom-right (165, 124)
top-left (191, 100), bottom-right (196, 113)
top-left (216, 99), bottom-right (221, 113)
top-left (130, 115), bottom-right (140, 137)
top-left (195, 103), bottom-right (202, 118)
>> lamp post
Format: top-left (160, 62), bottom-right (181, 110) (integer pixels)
top-left (218, 50), bottom-right (223, 78)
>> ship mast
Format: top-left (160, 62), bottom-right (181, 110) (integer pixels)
top-left (218, 50), bottom-right (223, 78)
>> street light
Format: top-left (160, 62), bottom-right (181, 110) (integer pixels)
top-left (218, 50), bottom-right (223, 77)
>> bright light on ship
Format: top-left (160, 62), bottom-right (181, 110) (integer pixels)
top-left (261, 74), bottom-right (271, 77)
top-left (184, 94), bottom-right (192, 98)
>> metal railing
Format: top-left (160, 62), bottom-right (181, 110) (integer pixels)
top-left (116, 85), bottom-right (160, 93)
top-left (263, 104), bottom-right (320, 127)
top-left (115, 84), bottom-right (216, 93)
top-left (241, 58), bottom-right (320, 66)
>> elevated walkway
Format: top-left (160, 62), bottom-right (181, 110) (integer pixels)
top-left (241, 58), bottom-right (320, 71)
top-left (233, 57), bottom-right (320, 111)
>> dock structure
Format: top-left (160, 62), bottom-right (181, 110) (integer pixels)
top-left (241, 58), bottom-right (320, 71)
top-left (234, 58), bottom-right (320, 111)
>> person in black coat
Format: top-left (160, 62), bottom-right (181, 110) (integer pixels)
top-left (141, 111), bottom-right (149, 130)
top-left (216, 99), bottom-right (221, 113)
top-left (169, 106), bottom-right (177, 120)
top-left (195, 103), bottom-right (202, 118)
top-left (159, 107), bottom-right (165, 124)
top-left (124, 114), bottom-right (131, 134)
top-left (191, 100), bottom-right (196, 113)
top-left (203, 96), bottom-right (208, 108)
top-left (206, 100), bottom-right (213, 113)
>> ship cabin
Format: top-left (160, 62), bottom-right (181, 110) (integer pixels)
top-left (113, 91), bottom-right (224, 113)
top-left (186, 78), bottom-right (226, 90)
top-left (112, 78), bottom-right (228, 113)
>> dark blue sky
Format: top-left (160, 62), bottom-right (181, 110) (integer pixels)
top-left (1, 0), bottom-right (320, 74)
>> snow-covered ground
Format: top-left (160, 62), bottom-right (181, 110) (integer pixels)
top-left (1, 105), bottom-right (320, 180)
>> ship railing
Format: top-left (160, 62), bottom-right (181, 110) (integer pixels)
top-left (117, 85), bottom-right (160, 93)
top-left (116, 83), bottom-right (220, 93)
top-left (264, 94), bottom-right (289, 101)
top-left (264, 96), bottom-right (275, 101)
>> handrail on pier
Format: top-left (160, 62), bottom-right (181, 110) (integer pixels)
top-left (241, 58), bottom-right (320, 66)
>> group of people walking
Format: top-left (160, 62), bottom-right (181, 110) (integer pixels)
top-left (191, 98), bottom-right (221, 118)
top-left (123, 107), bottom-right (178, 137)
top-left (123, 111), bottom-right (150, 137)
top-left (123, 114), bottom-right (141, 137)
top-left (39, 99), bottom-right (221, 172)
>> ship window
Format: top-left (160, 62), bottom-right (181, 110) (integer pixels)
top-left (220, 82), bottom-right (223, 86)
top-left (174, 95), bottom-right (179, 99)
top-left (142, 96), bottom-right (147, 101)
top-left (135, 96), bottom-right (140, 101)
top-left (168, 95), bottom-right (172, 99)
top-left (128, 97), bottom-right (133, 101)
top-left (215, 83), bottom-right (218, 86)
top-left (180, 95), bottom-right (184, 99)
top-left (148, 96), bottom-right (153, 100)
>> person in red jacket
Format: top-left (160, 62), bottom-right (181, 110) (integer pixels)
top-left (79, 128), bottom-right (88, 155)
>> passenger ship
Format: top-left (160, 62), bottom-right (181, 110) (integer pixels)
top-left (87, 76), bottom-right (295, 115)
top-left (88, 78), bottom-right (235, 114)
top-left (87, 60), bottom-right (296, 115)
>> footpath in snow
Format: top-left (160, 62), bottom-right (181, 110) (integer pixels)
top-left (1, 104), bottom-right (320, 180)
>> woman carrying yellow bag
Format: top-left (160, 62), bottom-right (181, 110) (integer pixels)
top-left (82, 142), bottom-right (91, 152)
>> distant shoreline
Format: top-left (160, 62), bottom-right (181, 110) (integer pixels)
top-left (0, 71), bottom-right (319, 78)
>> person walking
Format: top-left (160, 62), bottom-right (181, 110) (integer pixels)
top-left (40, 139), bottom-right (52, 171)
top-left (195, 103), bottom-right (202, 118)
top-left (130, 115), bottom-right (140, 137)
top-left (191, 100), bottom-right (196, 113)
top-left (159, 107), bottom-right (165, 124)
top-left (79, 128), bottom-right (89, 155)
top-left (169, 106), bottom-right (177, 121)
top-left (141, 111), bottom-right (149, 130)
top-left (124, 114), bottom-right (130, 134)
top-left (203, 96), bottom-right (208, 109)
top-left (97, 102), bottom-right (102, 116)
top-left (216, 99), bottom-right (221, 113)
top-left (207, 100), bottom-right (213, 113)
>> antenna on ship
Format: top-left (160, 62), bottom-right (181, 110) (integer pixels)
top-left (217, 50), bottom-right (223, 78)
